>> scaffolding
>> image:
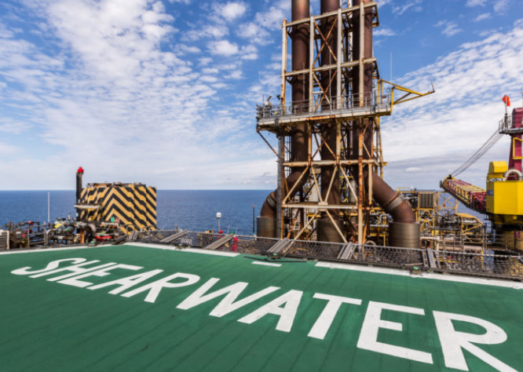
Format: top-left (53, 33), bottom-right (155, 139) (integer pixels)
top-left (256, 2), bottom-right (385, 244)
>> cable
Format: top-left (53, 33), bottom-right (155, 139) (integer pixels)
top-left (451, 130), bottom-right (502, 177)
top-left (452, 133), bottom-right (500, 177)
top-left (451, 129), bottom-right (503, 177)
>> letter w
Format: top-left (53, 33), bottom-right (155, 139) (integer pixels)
top-left (176, 278), bottom-right (279, 318)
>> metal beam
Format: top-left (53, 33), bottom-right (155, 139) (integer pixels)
top-left (160, 230), bottom-right (188, 243)
top-left (283, 203), bottom-right (359, 210)
top-left (284, 58), bottom-right (376, 77)
top-left (285, 2), bottom-right (377, 27)
top-left (204, 234), bottom-right (234, 250)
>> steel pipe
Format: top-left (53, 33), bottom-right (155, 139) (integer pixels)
top-left (351, 0), bottom-right (418, 245)
top-left (260, 0), bottom-right (310, 236)
top-left (372, 174), bottom-right (416, 223)
top-left (317, 0), bottom-right (342, 242)
top-left (256, 217), bottom-right (277, 238)
top-left (388, 222), bottom-right (421, 249)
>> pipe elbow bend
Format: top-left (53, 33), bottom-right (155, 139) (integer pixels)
top-left (384, 195), bottom-right (416, 224)
top-left (504, 168), bottom-right (523, 181)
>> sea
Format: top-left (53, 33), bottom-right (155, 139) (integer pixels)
top-left (0, 190), bottom-right (270, 236)
top-left (0, 190), bottom-right (488, 236)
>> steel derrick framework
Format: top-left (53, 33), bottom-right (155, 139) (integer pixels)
top-left (256, 0), bottom-right (433, 245)
top-left (254, 2), bottom-right (357, 245)
top-left (257, 2), bottom-right (384, 245)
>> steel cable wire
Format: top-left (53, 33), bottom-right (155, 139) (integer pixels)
top-left (451, 129), bottom-right (503, 177)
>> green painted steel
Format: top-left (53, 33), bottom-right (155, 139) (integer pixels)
top-left (0, 245), bottom-right (521, 372)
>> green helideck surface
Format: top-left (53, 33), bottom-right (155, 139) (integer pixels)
top-left (0, 244), bottom-right (522, 372)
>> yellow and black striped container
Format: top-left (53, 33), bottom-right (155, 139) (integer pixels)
top-left (79, 183), bottom-right (157, 233)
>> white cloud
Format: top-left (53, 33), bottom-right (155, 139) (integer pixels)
top-left (405, 167), bottom-right (422, 173)
top-left (435, 20), bottom-right (462, 36)
top-left (466, 0), bottom-right (487, 7)
top-left (474, 13), bottom-right (491, 22)
top-left (377, 0), bottom-right (394, 6)
top-left (184, 25), bottom-right (228, 41)
top-left (199, 57), bottom-right (212, 66)
top-left (250, 1), bottom-right (289, 31)
top-left (227, 70), bottom-right (243, 79)
top-left (202, 67), bottom-right (219, 74)
top-left (393, 0), bottom-right (422, 15)
top-left (0, 143), bottom-right (19, 155)
top-left (237, 22), bottom-right (271, 45)
top-left (0, 119), bottom-right (31, 134)
top-left (209, 39), bottom-right (239, 56)
top-left (494, 0), bottom-right (512, 14)
top-left (379, 21), bottom-right (523, 188)
top-left (374, 27), bottom-right (396, 37)
top-left (0, 1), bottom-right (271, 190)
top-left (200, 76), bottom-right (218, 83)
top-left (467, 0), bottom-right (511, 13)
top-left (236, 0), bottom-right (289, 47)
top-left (241, 44), bottom-right (258, 60)
top-left (179, 44), bottom-right (201, 54)
top-left (216, 2), bottom-right (247, 21)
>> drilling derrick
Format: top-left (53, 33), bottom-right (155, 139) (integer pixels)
top-left (256, 0), bottom-right (423, 246)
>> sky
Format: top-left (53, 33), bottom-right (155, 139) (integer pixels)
top-left (0, 0), bottom-right (522, 190)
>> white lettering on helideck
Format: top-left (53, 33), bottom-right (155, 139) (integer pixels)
top-left (357, 301), bottom-right (433, 364)
top-left (9, 256), bottom-right (517, 371)
top-left (121, 272), bottom-right (200, 303)
top-left (176, 278), bottom-right (279, 317)
top-left (308, 293), bottom-right (362, 340)
top-left (42, 261), bottom-right (117, 281)
top-left (11, 258), bottom-right (87, 276)
top-left (57, 264), bottom-right (143, 288)
top-left (238, 290), bottom-right (303, 333)
top-left (434, 311), bottom-right (516, 372)
top-left (88, 270), bottom-right (164, 294)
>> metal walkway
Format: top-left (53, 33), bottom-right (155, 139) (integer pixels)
top-left (137, 230), bottom-right (523, 281)
top-left (256, 93), bottom-right (392, 131)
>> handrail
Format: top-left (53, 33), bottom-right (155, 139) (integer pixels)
top-left (256, 92), bottom-right (390, 121)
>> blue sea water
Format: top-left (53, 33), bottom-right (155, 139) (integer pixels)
top-left (0, 190), bottom-right (489, 235)
top-left (0, 190), bottom-right (270, 236)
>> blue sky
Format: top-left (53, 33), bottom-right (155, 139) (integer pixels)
top-left (0, 0), bottom-right (522, 190)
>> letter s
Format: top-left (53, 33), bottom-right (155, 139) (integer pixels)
top-left (11, 258), bottom-right (87, 276)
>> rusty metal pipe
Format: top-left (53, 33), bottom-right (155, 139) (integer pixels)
top-left (259, 0), bottom-right (310, 234)
top-left (352, 0), bottom-right (416, 226)
top-left (352, 0), bottom-right (373, 99)
top-left (316, 0), bottom-right (343, 241)
top-left (320, 0), bottom-right (341, 215)
top-left (372, 174), bottom-right (415, 223)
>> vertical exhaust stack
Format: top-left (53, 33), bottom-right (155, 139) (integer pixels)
top-left (258, 0), bottom-right (310, 238)
top-left (352, 0), bottom-right (419, 247)
top-left (75, 167), bottom-right (84, 221)
top-left (317, 0), bottom-right (343, 242)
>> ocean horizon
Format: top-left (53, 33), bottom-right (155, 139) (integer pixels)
top-left (0, 188), bottom-right (488, 235)
top-left (0, 190), bottom-right (272, 236)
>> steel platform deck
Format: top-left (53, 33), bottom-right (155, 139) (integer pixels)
top-left (256, 105), bottom-right (392, 132)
